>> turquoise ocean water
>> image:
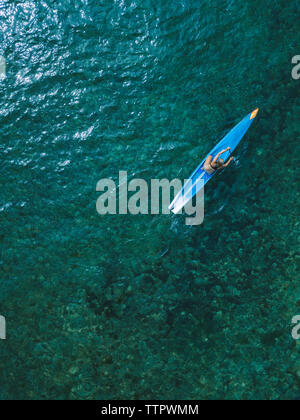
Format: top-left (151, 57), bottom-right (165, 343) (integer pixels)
top-left (0, 0), bottom-right (300, 399)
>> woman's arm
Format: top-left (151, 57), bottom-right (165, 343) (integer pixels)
top-left (222, 156), bottom-right (234, 168)
top-left (212, 147), bottom-right (231, 164)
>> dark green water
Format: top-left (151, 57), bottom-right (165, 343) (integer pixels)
top-left (0, 0), bottom-right (299, 400)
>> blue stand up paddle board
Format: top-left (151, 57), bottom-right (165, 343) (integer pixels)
top-left (169, 108), bottom-right (259, 214)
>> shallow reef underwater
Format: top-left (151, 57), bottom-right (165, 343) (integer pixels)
top-left (0, 0), bottom-right (300, 400)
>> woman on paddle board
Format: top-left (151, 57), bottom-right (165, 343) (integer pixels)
top-left (202, 147), bottom-right (234, 175)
